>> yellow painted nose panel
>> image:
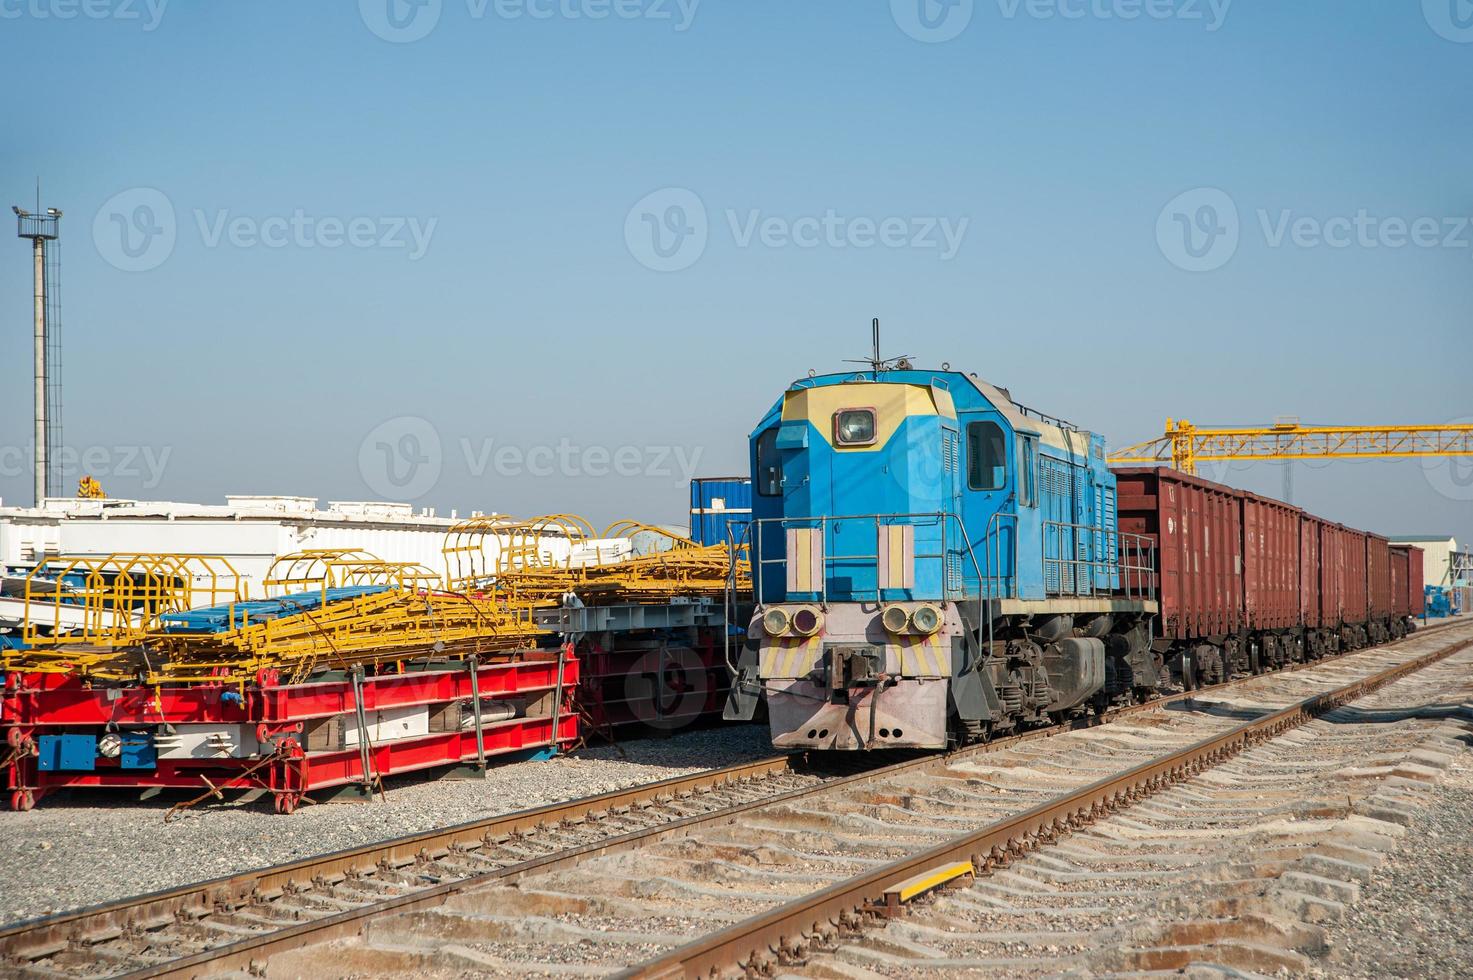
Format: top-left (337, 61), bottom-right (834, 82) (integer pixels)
top-left (783, 382), bottom-right (956, 452)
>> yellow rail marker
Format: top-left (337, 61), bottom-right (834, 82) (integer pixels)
top-left (878, 860), bottom-right (975, 912)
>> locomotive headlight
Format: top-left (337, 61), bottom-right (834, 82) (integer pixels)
top-left (790, 606), bottom-right (824, 637)
top-left (881, 605), bottom-right (911, 634)
top-left (834, 409), bottom-right (877, 446)
top-left (762, 607), bottom-right (791, 636)
top-left (910, 604), bottom-right (943, 635)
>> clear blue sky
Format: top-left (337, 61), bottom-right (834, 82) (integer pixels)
top-left (0, 1), bottom-right (1469, 545)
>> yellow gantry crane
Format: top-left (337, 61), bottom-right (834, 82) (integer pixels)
top-left (1109, 419), bottom-right (1473, 475)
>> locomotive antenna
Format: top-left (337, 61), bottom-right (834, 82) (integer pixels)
top-left (844, 317), bottom-right (913, 376)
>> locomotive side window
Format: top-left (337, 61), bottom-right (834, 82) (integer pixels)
top-left (1017, 435), bottom-right (1038, 507)
top-left (756, 428), bottom-right (783, 497)
top-left (966, 421), bottom-right (1007, 491)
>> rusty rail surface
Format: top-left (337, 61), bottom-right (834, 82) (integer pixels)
top-left (0, 756), bottom-right (799, 969)
top-left (624, 631), bottom-right (1473, 979)
top-left (2, 619), bottom-right (1463, 979)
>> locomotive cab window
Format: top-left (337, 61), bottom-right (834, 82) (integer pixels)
top-left (756, 428), bottom-right (783, 497)
top-left (834, 408), bottom-right (877, 446)
top-left (967, 421), bottom-right (1007, 491)
top-left (1017, 435), bottom-right (1038, 507)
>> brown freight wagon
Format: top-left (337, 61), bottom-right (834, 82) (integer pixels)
top-left (1240, 491), bottom-right (1301, 630)
top-left (1114, 467), bottom-right (1242, 643)
top-left (1390, 544), bottom-right (1426, 626)
top-left (1317, 523), bottom-right (1377, 649)
top-left (1299, 513), bottom-right (1322, 631)
top-left (1390, 547), bottom-right (1408, 619)
top-left (1366, 533), bottom-right (1393, 643)
top-left (1408, 547), bottom-right (1425, 617)
top-left (1112, 466), bottom-right (1409, 688)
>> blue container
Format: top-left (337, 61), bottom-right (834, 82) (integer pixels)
top-left (690, 477), bottom-right (753, 548)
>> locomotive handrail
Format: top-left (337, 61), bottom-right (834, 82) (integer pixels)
top-left (746, 512), bottom-right (988, 635)
top-left (738, 511), bottom-right (1158, 670)
top-left (1041, 520), bottom-right (1157, 600)
top-left (977, 507), bottom-right (1019, 602)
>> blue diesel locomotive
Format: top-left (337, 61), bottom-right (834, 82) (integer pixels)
top-left (724, 360), bottom-right (1159, 750)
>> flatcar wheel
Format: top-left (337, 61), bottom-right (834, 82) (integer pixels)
top-left (11, 790), bottom-right (34, 812)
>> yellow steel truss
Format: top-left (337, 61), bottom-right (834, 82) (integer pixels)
top-left (5, 517), bottom-right (752, 687)
top-left (21, 554), bottom-right (245, 647)
top-left (443, 514), bottom-right (751, 605)
top-left (6, 550), bottom-right (545, 686)
top-left (1109, 419), bottom-right (1473, 475)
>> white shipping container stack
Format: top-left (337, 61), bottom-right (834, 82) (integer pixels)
top-left (0, 495), bottom-right (628, 596)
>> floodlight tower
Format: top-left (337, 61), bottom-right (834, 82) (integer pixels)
top-left (14, 204), bottom-right (61, 505)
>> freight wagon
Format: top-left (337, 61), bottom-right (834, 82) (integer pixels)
top-left (1391, 544), bottom-right (1425, 621)
top-left (1112, 467), bottom-right (1422, 688)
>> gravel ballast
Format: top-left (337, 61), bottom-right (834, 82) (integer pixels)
top-left (0, 723), bottom-right (772, 925)
top-left (1321, 736), bottom-right (1473, 979)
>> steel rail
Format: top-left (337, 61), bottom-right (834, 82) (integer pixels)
top-left (624, 631), bottom-right (1473, 979)
top-left (2, 618), bottom-right (1461, 978)
top-left (0, 756), bottom-right (799, 967)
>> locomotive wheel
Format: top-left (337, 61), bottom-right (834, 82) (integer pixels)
top-left (1180, 651), bottom-right (1198, 691)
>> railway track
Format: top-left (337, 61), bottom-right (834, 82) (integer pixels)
top-left (797, 637), bottom-right (1473, 978)
top-left (2, 620), bottom-right (1466, 979)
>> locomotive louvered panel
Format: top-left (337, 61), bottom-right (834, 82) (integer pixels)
top-left (945, 551), bottom-right (963, 596)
